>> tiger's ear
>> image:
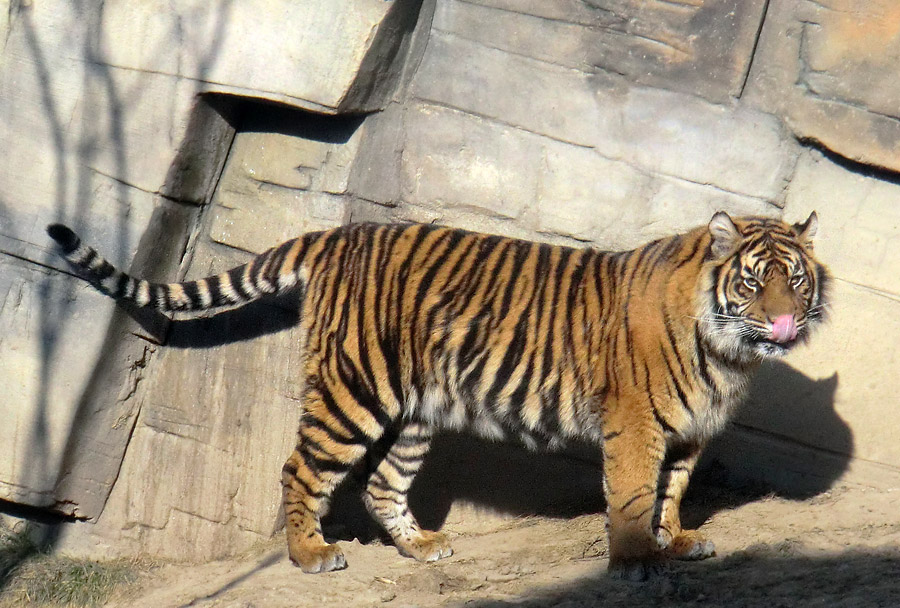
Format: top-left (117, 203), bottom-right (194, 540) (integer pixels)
top-left (793, 211), bottom-right (818, 248)
top-left (708, 211), bottom-right (741, 258)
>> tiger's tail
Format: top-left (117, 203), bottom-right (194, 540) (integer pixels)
top-left (47, 224), bottom-right (308, 313)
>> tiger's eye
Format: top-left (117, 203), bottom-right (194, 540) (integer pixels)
top-left (790, 274), bottom-right (805, 288)
top-left (742, 276), bottom-right (760, 291)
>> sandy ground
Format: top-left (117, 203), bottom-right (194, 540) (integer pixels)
top-left (104, 480), bottom-right (900, 608)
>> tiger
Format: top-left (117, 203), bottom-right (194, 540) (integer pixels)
top-left (46, 210), bottom-right (828, 580)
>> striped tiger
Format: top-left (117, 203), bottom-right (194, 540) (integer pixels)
top-left (47, 211), bottom-right (828, 580)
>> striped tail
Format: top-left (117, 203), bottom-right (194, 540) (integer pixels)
top-left (46, 224), bottom-right (306, 313)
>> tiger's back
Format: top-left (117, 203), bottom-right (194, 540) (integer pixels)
top-left (47, 212), bottom-right (828, 579)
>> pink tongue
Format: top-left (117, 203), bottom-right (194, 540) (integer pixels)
top-left (771, 314), bottom-right (798, 343)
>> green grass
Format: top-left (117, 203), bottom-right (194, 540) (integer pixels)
top-left (0, 521), bottom-right (143, 607)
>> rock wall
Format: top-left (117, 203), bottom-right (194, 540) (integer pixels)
top-left (3, 0), bottom-right (900, 559)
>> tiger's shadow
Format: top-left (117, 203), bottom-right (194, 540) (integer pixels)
top-left (327, 362), bottom-right (848, 544)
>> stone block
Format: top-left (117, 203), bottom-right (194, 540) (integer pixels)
top-left (348, 103), bottom-right (407, 207)
top-left (449, 0), bottom-right (767, 103)
top-left (527, 141), bottom-right (777, 251)
top-left (209, 127), bottom-right (351, 254)
top-left (413, 32), bottom-right (598, 147)
top-left (643, 177), bottom-right (779, 237)
top-left (594, 85), bottom-right (799, 201)
top-left (235, 131), bottom-right (324, 191)
top-left (0, 170), bottom-right (160, 513)
top-left (94, 0), bottom-right (427, 113)
top-left (783, 150), bottom-right (900, 295)
top-left (530, 143), bottom-right (653, 247)
top-left (401, 103), bottom-right (542, 220)
top-left (309, 125), bottom-right (364, 195)
top-left (210, 186), bottom-right (346, 254)
top-left (432, 0), bottom-right (598, 70)
top-left (744, 0), bottom-right (900, 173)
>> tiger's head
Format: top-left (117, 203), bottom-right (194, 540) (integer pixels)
top-left (700, 211), bottom-right (829, 361)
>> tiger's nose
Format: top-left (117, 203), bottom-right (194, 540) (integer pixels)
top-left (770, 314), bottom-right (798, 343)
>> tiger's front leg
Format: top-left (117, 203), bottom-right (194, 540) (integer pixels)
top-left (655, 443), bottom-right (716, 561)
top-left (601, 407), bottom-right (667, 581)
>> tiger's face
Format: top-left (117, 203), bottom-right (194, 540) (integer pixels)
top-left (703, 211), bottom-right (828, 360)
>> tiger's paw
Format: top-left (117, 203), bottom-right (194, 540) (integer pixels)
top-left (397, 530), bottom-right (454, 563)
top-left (665, 530), bottom-right (716, 561)
top-left (289, 543), bottom-right (347, 573)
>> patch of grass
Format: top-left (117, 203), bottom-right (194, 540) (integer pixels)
top-left (0, 521), bottom-right (143, 607)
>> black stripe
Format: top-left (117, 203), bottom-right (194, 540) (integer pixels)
top-left (652, 406), bottom-right (677, 435)
top-left (676, 235), bottom-right (704, 269)
top-left (307, 417), bottom-right (363, 447)
top-left (319, 388), bottom-right (368, 443)
top-left (227, 266), bottom-right (253, 301)
top-left (497, 242), bottom-right (532, 316)
top-left (457, 310), bottom-right (489, 373)
top-left (283, 474), bottom-right (327, 500)
top-left (646, 362), bottom-right (677, 434)
top-left (308, 453), bottom-right (356, 473)
top-left (663, 310), bottom-right (689, 379)
top-left (264, 239), bottom-right (297, 288)
top-left (509, 352), bottom-right (536, 418)
top-left (372, 227), bottom-right (407, 407)
top-left (246, 252), bottom-right (270, 294)
top-left (660, 345), bottom-right (693, 417)
top-left (182, 281), bottom-right (201, 311)
top-left (91, 259), bottom-right (117, 282)
top-left (620, 488), bottom-right (654, 512)
top-left (694, 325), bottom-right (716, 392)
top-left (656, 235), bottom-right (683, 266)
top-left (205, 276), bottom-right (228, 307)
top-left (79, 248), bottom-right (98, 271)
top-left (460, 353), bottom-right (488, 404)
top-left (485, 317), bottom-right (529, 406)
top-left (384, 454), bottom-right (422, 478)
top-left (113, 273), bottom-right (131, 299)
top-left (540, 247), bottom-right (573, 385)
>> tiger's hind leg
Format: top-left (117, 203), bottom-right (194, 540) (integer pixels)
top-left (282, 386), bottom-right (379, 573)
top-left (655, 443), bottom-right (715, 561)
top-left (362, 423), bottom-right (452, 563)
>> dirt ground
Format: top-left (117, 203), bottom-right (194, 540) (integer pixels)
top-left (104, 480), bottom-right (900, 608)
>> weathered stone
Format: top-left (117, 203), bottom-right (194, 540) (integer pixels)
top-left (783, 150), bottom-right (900, 295)
top-left (744, 0), bottom-right (900, 173)
top-left (432, 0), bottom-right (600, 71)
top-left (235, 132), bottom-right (324, 191)
top-left (529, 143), bottom-right (653, 247)
top-left (309, 125), bottom-right (364, 195)
top-left (531, 141), bottom-right (779, 250)
top-left (413, 32), bottom-right (598, 147)
top-left (0, 173), bottom-right (160, 513)
top-left (209, 129), bottom-right (349, 255)
top-left (436, 0), bottom-right (768, 103)
top-left (94, 0), bottom-right (427, 113)
top-left (400, 103), bottom-right (542, 220)
top-left (348, 103), bottom-right (407, 207)
top-left (594, 84), bottom-right (800, 202)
